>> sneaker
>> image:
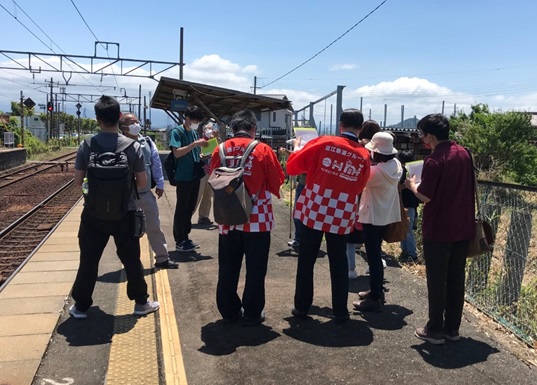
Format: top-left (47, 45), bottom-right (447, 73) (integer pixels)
top-left (348, 270), bottom-right (358, 279)
top-left (198, 217), bottom-right (213, 225)
top-left (443, 330), bottom-right (461, 342)
top-left (242, 310), bottom-right (266, 327)
top-left (133, 300), bottom-right (160, 316)
top-left (176, 240), bottom-right (196, 252)
top-left (357, 290), bottom-right (386, 303)
top-left (291, 307), bottom-right (309, 320)
top-left (287, 239), bottom-right (300, 248)
top-left (155, 259), bottom-right (179, 269)
top-left (352, 298), bottom-right (383, 312)
top-left (69, 304), bottom-right (87, 319)
top-left (365, 258), bottom-right (387, 274)
top-left (414, 327), bottom-right (445, 345)
top-left (188, 239), bottom-right (200, 249)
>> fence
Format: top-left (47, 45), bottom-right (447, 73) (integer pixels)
top-left (466, 180), bottom-right (537, 346)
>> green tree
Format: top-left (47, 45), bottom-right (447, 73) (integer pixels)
top-left (450, 104), bottom-right (537, 186)
top-left (10, 100), bottom-right (35, 117)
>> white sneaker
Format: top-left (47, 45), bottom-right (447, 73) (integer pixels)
top-left (348, 270), bottom-right (358, 279)
top-left (365, 259), bottom-right (387, 275)
top-left (69, 304), bottom-right (87, 319)
top-left (133, 300), bottom-right (160, 316)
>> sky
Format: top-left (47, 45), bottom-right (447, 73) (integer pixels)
top-left (1, 0), bottom-right (537, 130)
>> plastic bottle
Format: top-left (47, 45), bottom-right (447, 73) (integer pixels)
top-left (82, 177), bottom-right (89, 195)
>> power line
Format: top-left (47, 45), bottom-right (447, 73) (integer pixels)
top-left (260, 0), bottom-right (389, 89)
top-left (70, 0), bottom-right (121, 91)
top-left (1, 1), bottom-right (108, 93)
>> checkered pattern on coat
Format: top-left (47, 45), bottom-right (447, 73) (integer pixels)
top-left (294, 183), bottom-right (359, 235)
top-left (219, 189), bottom-right (275, 235)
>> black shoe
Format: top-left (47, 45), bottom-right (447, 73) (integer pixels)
top-left (334, 313), bottom-right (350, 324)
top-left (155, 259), bottom-right (179, 269)
top-left (222, 309), bottom-right (243, 324)
top-left (198, 217), bottom-right (213, 225)
top-left (242, 311), bottom-right (266, 327)
top-left (291, 307), bottom-right (308, 320)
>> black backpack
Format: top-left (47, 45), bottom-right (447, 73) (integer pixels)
top-left (164, 150), bottom-right (177, 186)
top-left (84, 137), bottom-right (136, 220)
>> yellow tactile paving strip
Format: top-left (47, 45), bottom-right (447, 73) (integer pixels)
top-left (106, 236), bottom-right (160, 384)
top-left (156, 268), bottom-right (188, 385)
top-left (106, 235), bottom-right (188, 385)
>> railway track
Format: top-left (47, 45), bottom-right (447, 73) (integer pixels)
top-left (0, 151), bottom-right (77, 189)
top-left (0, 179), bottom-right (82, 289)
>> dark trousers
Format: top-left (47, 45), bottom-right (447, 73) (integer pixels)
top-left (362, 223), bottom-right (387, 301)
top-left (72, 208), bottom-right (149, 312)
top-left (423, 239), bottom-right (469, 333)
top-left (173, 179), bottom-right (200, 245)
top-left (293, 183), bottom-right (304, 242)
top-left (216, 231), bottom-right (270, 320)
top-left (294, 225), bottom-right (349, 319)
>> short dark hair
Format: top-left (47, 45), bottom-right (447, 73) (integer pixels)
top-left (185, 105), bottom-right (204, 121)
top-left (95, 96), bottom-right (120, 126)
top-left (339, 109), bottom-right (364, 130)
top-left (418, 113), bottom-right (450, 140)
top-left (230, 109), bottom-right (256, 133)
top-left (372, 152), bottom-right (396, 163)
top-left (359, 120), bottom-right (380, 141)
top-left (398, 149), bottom-right (415, 164)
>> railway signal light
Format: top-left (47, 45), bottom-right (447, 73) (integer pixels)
top-left (47, 102), bottom-right (53, 112)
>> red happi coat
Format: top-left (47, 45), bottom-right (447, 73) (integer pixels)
top-left (286, 135), bottom-right (370, 235)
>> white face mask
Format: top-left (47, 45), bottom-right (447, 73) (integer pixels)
top-left (204, 127), bottom-right (213, 138)
top-left (190, 122), bottom-right (200, 130)
top-left (128, 123), bottom-right (142, 136)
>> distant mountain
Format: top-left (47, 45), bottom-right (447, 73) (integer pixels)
top-left (387, 117), bottom-right (419, 130)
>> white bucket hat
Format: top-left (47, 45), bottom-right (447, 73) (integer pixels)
top-left (365, 132), bottom-right (398, 155)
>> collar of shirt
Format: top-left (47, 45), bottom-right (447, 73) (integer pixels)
top-left (340, 132), bottom-right (359, 143)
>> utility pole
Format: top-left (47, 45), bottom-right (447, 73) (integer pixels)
top-left (253, 76), bottom-right (257, 95)
top-left (20, 91), bottom-right (24, 147)
top-left (143, 95), bottom-right (147, 136)
top-left (138, 85), bottom-right (142, 119)
top-left (49, 77), bottom-right (54, 140)
top-left (76, 100), bottom-right (82, 145)
top-left (179, 27), bottom-right (184, 80)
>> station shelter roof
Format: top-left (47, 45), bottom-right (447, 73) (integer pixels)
top-left (150, 77), bottom-right (293, 125)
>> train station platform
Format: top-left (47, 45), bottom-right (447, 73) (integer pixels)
top-left (0, 181), bottom-right (536, 385)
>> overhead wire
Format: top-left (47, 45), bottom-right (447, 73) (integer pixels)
top-left (70, 0), bottom-right (121, 91)
top-left (2, 1), bottom-right (108, 94)
top-left (260, 0), bottom-right (389, 89)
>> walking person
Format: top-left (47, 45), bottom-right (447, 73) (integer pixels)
top-left (406, 113), bottom-right (475, 344)
top-left (210, 109), bottom-right (285, 326)
top-left (287, 108), bottom-right (370, 323)
top-left (169, 106), bottom-right (208, 252)
top-left (70, 96), bottom-right (159, 319)
top-left (354, 131), bottom-right (403, 312)
top-left (119, 113), bottom-right (178, 269)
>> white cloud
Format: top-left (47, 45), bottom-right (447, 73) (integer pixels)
top-left (330, 63), bottom-right (356, 71)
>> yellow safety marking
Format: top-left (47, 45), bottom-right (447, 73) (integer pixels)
top-left (156, 267), bottom-right (188, 385)
top-left (106, 236), bottom-right (159, 385)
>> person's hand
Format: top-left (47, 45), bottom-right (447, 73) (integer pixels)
top-left (293, 137), bottom-right (302, 151)
top-left (155, 188), bottom-right (164, 198)
top-left (195, 138), bottom-right (208, 147)
top-left (405, 175), bottom-right (417, 193)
